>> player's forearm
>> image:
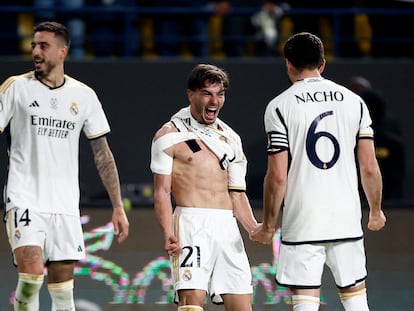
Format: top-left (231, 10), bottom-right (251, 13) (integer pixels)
top-left (230, 192), bottom-right (257, 233)
top-left (361, 167), bottom-right (383, 213)
top-left (262, 173), bottom-right (285, 232)
top-left (153, 173), bottom-right (174, 239)
top-left (91, 137), bottom-right (123, 209)
top-left (97, 158), bottom-right (123, 209)
top-left (358, 139), bottom-right (383, 213)
top-left (154, 196), bottom-right (174, 239)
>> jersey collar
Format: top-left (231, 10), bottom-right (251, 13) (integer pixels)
top-left (35, 72), bottom-right (66, 90)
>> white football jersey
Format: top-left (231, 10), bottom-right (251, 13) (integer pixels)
top-left (0, 71), bottom-right (110, 216)
top-left (264, 77), bottom-right (373, 243)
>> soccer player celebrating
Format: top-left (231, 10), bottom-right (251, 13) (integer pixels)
top-left (150, 63), bottom-right (257, 311)
top-left (252, 32), bottom-right (386, 311)
top-left (0, 21), bottom-right (129, 310)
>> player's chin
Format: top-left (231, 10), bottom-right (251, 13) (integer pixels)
top-left (34, 68), bottom-right (45, 77)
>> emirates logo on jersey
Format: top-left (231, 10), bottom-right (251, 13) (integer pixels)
top-left (70, 102), bottom-right (79, 115)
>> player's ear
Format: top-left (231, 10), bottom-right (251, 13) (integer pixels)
top-left (58, 44), bottom-right (69, 60)
top-left (318, 59), bottom-right (326, 74)
top-left (186, 89), bottom-right (193, 103)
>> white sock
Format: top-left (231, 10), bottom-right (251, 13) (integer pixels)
top-left (292, 295), bottom-right (320, 311)
top-left (339, 288), bottom-right (370, 311)
top-left (48, 279), bottom-right (75, 311)
top-left (178, 305), bottom-right (204, 311)
top-left (14, 273), bottom-right (44, 311)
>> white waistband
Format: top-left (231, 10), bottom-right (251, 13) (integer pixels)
top-left (174, 206), bottom-right (233, 217)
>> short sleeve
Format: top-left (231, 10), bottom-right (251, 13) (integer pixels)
top-left (358, 100), bottom-right (374, 139)
top-left (264, 100), bottom-right (289, 154)
top-left (227, 133), bottom-right (247, 191)
top-left (0, 78), bottom-right (16, 133)
top-left (82, 89), bottom-right (110, 139)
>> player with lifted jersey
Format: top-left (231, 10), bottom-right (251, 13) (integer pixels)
top-left (151, 64), bottom-right (257, 311)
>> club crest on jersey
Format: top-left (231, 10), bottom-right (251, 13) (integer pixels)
top-left (70, 102), bottom-right (79, 115)
top-left (50, 98), bottom-right (58, 109)
top-left (182, 268), bottom-right (192, 281)
top-left (14, 229), bottom-right (21, 240)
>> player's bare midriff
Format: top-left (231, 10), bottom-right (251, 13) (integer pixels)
top-left (171, 139), bottom-right (233, 210)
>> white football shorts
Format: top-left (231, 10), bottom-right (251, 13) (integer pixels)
top-left (5, 207), bottom-right (86, 264)
top-left (172, 207), bottom-right (253, 304)
top-left (276, 239), bottom-right (367, 289)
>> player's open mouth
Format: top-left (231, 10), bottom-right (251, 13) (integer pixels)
top-left (206, 107), bottom-right (217, 119)
top-left (34, 59), bottom-right (43, 67)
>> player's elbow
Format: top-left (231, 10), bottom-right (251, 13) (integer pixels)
top-left (360, 157), bottom-right (380, 176)
top-left (265, 170), bottom-right (287, 188)
top-left (360, 162), bottom-right (382, 184)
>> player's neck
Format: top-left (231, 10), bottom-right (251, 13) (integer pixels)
top-left (294, 69), bottom-right (321, 82)
top-left (36, 69), bottom-right (65, 89)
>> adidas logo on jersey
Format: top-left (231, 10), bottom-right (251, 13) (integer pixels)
top-left (78, 245), bottom-right (83, 252)
top-left (29, 100), bottom-right (39, 107)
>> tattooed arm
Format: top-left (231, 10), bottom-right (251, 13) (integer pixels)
top-left (90, 136), bottom-right (129, 243)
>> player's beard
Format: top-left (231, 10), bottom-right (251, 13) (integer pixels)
top-left (35, 60), bottom-right (56, 79)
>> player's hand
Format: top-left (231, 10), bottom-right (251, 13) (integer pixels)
top-left (165, 235), bottom-right (182, 257)
top-left (112, 206), bottom-right (130, 243)
top-left (250, 223), bottom-right (275, 245)
top-left (368, 210), bottom-right (386, 231)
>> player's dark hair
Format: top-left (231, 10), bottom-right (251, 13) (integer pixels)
top-left (284, 32), bottom-right (324, 70)
top-left (34, 21), bottom-right (71, 47)
top-left (188, 64), bottom-right (229, 91)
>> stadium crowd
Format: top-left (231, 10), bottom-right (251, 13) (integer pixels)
top-left (0, 0), bottom-right (413, 59)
